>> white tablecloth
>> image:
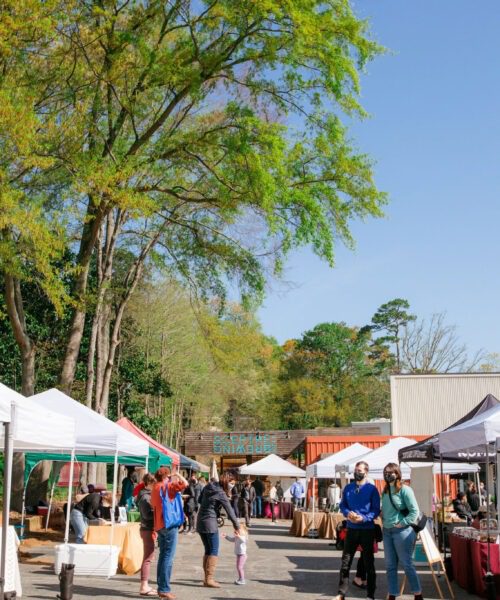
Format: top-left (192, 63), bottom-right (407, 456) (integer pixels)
top-left (0, 526), bottom-right (22, 596)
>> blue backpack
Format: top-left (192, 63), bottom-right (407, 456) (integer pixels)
top-left (159, 486), bottom-right (184, 529)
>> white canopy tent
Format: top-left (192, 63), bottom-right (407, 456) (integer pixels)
top-left (0, 383), bottom-right (77, 597)
top-left (239, 454), bottom-right (305, 477)
top-left (305, 443), bottom-right (372, 478)
top-left (32, 389), bottom-right (149, 457)
top-left (339, 437), bottom-right (479, 480)
top-left (30, 388), bottom-right (149, 542)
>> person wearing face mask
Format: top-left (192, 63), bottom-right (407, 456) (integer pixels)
top-left (334, 461), bottom-right (380, 600)
top-left (381, 463), bottom-right (423, 600)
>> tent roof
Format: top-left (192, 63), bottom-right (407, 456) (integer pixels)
top-left (239, 454), bottom-right (305, 477)
top-left (116, 417), bottom-right (179, 466)
top-left (439, 401), bottom-right (500, 454)
top-left (31, 389), bottom-right (148, 457)
top-left (0, 383), bottom-right (75, 451)
top-left (306, 443), bottom-right (372, 478)
top-left (340, 437), bottom-right (417, 473)
top-left (399, 394), bottom-right (500, 463)
top-left (0, 384), bottom-right (12, 423)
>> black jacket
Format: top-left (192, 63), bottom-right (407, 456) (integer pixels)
top-left (137, 488), bottom-right (154, 531)
top-left (252, 479), bottom-right (264, 496)
top-left (185, 481), bottom-right (202, 513)
top-left (453, 499), bottom-right (472, 521)
top-left (467, 490), bottom-right (480, 513)
top-left (196, 482), bottom-right (239, 534)
top-left (74, 493), bottom-right (102, 520)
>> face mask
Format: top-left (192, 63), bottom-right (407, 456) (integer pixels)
top-left (384, 473), bottom-right (397, 483)
top-left (354, 471), bottom-right (365, 482)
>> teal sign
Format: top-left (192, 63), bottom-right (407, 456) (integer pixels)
top-left (213, 433), bottom-right (278, 455)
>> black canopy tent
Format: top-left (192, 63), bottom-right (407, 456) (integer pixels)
top-left (398, 393), bottom-right (500, 463)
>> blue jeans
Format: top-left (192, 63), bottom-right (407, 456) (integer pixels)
top-left (199, 532), bottom-right (220, 556)
top-left (383, 526), bottom-right (422, 595)
top-left (69, 509), bottom-right (88, 544)
top-left (253, 496), bottom-right (263, 517)
top-left (157, 527), bottom-right (179, 593)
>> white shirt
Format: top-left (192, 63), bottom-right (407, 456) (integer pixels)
top-left (226, 533), bottom-right (248, 555)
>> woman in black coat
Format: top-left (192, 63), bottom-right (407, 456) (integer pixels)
top-left (196, 476), bottom-right (240, 588)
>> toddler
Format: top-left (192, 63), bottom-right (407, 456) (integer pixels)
top-left (223, 523), bottom-right (248, 585)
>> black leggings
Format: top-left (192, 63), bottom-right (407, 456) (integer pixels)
top-left (338, 529), bottom-right (375, 598)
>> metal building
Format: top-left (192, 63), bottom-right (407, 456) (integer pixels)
top-left (390, 373), bottom-right (500, 435)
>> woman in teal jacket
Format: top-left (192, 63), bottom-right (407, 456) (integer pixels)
top-left (381, 463), bottom-right (423, 600)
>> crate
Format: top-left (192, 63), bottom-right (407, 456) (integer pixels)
top-left (54, 543), bottom-right (119, 577)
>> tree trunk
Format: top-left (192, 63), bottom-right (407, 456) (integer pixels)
top-left (4, 275), bottom-right (35, 396)
top-left (59, 200), bottom-right (107, 393)
top-left (95, 232), bottom-right (160, 417)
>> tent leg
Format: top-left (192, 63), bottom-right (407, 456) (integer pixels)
top-left (485, 444), bottom-right (491, 574)
top-left (439, 454), bottom-right (446, 559)
top-left (109, 451), bottom-right (118, 547)
top-left (1, 418), bottom-right (14, 599)
top-left (64, 450), bottom-right (76, 543)
top-left (46, 470), bottom-right (56, 531)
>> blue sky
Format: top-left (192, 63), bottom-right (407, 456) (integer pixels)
top-left (258, 0), bottom-right (500, 356)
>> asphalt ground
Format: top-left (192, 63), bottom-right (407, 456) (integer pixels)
top-left (19, 519), bottom-right (472, 599)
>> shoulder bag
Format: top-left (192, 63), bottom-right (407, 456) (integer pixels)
top-left (387, 486), bottom-right (428, 533)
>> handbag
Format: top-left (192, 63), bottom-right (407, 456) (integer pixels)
top-left (374, 523), bottom-right (383, 542)
top-left (387, 486), bottom-right (428, 533)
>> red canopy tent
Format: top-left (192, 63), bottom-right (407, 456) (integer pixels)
top-left (116, 417), bottom-right (180, 468)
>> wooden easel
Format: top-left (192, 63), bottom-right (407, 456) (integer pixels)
top-left (400, 526), bottom-right (454, 599)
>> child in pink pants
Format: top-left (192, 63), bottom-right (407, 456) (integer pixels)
top-left (223, 524), bottom-right (249, 585)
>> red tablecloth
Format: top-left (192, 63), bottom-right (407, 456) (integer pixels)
top-left (263, 501), bottom-right (294, 519)
top-left (470, 539), bottom-right (500, 599)
top-left (449, 533), bottom-right (474, 593)
top-left (450, 534), bottom-right (500, 598)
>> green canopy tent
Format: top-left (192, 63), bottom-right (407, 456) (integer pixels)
top-left (24, 445), bottom-right (172, 485)
top-left (24, 446), bottom-right (172, 531)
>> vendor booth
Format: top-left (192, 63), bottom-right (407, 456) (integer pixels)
top-left (395, 395), bottom-right (500, 599)
top-left (27, 388), bottom-right (150, 577)
top-left (240, 454), bottom-right (305, 520)
top-left (0, 383), bottom-right (77, 597)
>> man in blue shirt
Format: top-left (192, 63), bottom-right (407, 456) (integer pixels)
top-left (289, 478), bottom-right (304, 508)
top-left (335, 460), bottom-right (380, 600)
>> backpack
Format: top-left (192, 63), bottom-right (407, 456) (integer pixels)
top-left (159, 485), bottom-right (184, 529)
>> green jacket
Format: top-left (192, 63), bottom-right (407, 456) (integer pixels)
top-left (381, 484), bottom-right (419, 529)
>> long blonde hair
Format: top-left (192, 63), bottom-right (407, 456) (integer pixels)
top-left (238, 523), bottom-right (249, 537)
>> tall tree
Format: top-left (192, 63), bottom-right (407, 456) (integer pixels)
top-left (370, 298), bottom-right (416, 372)
top-left (401, 312), bottom-right (485, 373)
top-left (278, 322), bottom-right (390, 427)
top-left (2, 0), bottom-right (387, 397)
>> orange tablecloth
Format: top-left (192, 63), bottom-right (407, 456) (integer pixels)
top-left (318, 513), bottom-right (345, 540)
top-left (85, 523), bottom-right (143, 575)
top-left (289, 511), bottom-right (327, 537)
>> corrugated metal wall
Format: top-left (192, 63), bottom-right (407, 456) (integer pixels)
top-left (391, 374), bottom-right (500, 435)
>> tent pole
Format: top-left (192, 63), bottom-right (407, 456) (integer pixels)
top-left (45, 465), bottom-right (56, 531)
top-left (110, 451), bottom-right (118, 547)
top-left (439, 454), bottom-right (446, 560)
top-left (485, 443), bottom-right (491, 574)
top-left (1, 413), bottom-right (14, 599)
top-left (496, 438), bottom-right (500, 523)
top-left (64, 450), bottom-right (76, 543)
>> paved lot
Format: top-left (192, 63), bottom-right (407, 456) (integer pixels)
top-left (20, 520), bottom-right (471, 599)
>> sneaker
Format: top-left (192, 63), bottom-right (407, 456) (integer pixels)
top-left (235, 579), bottom-right (246, 585)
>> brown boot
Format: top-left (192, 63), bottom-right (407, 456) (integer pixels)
top-left (205, 555), bottom-right (221, 588)
top-left (202, 555), bottom-right (208, 586)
